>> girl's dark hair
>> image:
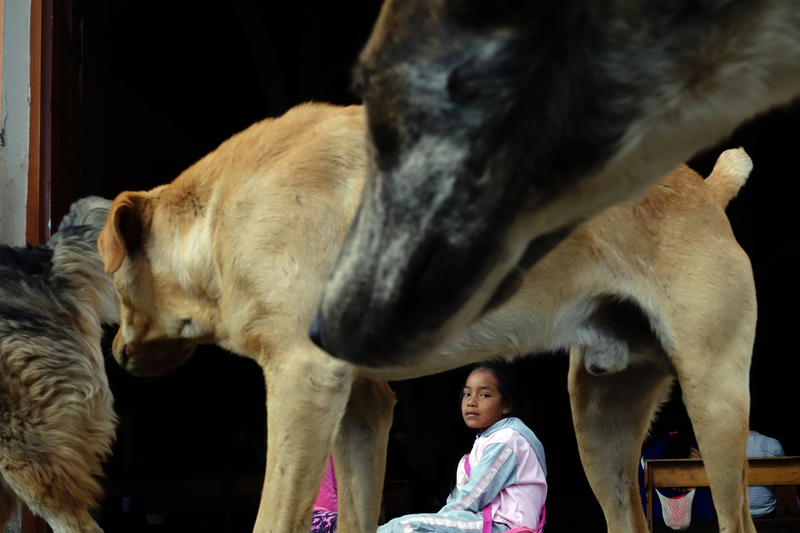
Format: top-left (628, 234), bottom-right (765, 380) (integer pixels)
top-left (463, 360), bottom-right (531, 424)
top-left (662, 431), bottom-right (696, 460)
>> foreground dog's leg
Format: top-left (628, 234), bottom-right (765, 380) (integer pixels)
top-left (568, 350), bottom-right (672, 533)
top-left (256, 346), bottom-right (354, 533)
top-left (334, 379), bottom-right (396, 533)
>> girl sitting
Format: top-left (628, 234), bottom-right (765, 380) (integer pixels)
top-left (378, 362), bottom-right (547, 533)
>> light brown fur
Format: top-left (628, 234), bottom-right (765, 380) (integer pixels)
top-left (98, 104), bottom-right (392, 533)
top-left (98, 103), bottom-right (756, 533)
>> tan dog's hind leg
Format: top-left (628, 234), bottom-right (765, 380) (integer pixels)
top-left (671, 246), bottom-right (756, 533)
top-left (256, 346), bottom-right (354, 533)
top-left (678, 352), bottom-right (755, 533)
top-left (569, 349), bottom-right (673, 533)
top-left (334, 379), bottom-right (396, 533)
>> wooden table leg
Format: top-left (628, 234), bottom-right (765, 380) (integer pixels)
top-left (646, 466), bottom-right (653, 533)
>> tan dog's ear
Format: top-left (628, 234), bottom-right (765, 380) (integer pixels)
top-left (98, 191), bottom-right (147, 274)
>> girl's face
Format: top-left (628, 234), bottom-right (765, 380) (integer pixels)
top-left (461, 368), bottom-right (511, 431)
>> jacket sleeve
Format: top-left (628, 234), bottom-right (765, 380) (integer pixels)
top-left (441, 443), bottom-right (519, 514)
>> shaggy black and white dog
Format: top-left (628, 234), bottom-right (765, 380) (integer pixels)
top-left (0, 197), bottom-right (118, 533)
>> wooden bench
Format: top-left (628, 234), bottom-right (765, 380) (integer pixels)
top-left (643, 456), bottom-right (800, 532)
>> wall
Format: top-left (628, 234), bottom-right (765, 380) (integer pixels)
top-left (0, 0), bottom-right (30, 246)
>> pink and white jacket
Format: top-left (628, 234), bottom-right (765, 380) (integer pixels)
top-left (442, 417), bottom-right (547, 531)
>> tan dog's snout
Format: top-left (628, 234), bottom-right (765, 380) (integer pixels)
top-left (99, 187), bottom-right (201, 377)
top-left (112, 329), bottom-right (196, 377)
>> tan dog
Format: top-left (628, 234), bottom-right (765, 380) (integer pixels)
top-left (98, 103), bottom-right (756, 533)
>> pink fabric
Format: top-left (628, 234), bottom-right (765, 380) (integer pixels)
top-left (507, 507), bottom-right (546, 533)
top-left (465, 457), bottom-right (495, 533)
top-left (482, 506), bottom-right (493, 533)
top-left (310, 511), bottom-right (338, 533)
top-left (313, 456), bottom-right (338, 513)
top-left (472, 429), bottom-right (546, 530)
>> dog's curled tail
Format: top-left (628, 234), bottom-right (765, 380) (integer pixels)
top-left (704, 147), bottom-right (752, 208)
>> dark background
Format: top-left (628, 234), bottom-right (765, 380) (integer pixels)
top-left (73, 1), bottom-right (799, 531)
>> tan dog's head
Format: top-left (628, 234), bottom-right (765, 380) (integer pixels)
top-left (98, 189), bottom-right (212, 377)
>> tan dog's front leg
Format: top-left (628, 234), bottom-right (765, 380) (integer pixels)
top-left (334, 379), bottom-right (396, 533)
top-left (568, 348), bottom-right (672, 533)
top-left (255, 346), bottom-right (354, 533)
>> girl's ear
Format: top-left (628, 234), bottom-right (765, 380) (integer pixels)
top-left (502, 400), bottom-right (514, 415)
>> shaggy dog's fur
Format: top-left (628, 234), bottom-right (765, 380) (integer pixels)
top-left (0, 197), bottom-right (118, 533)
top-left (98, 103), bottom-right (757, 533)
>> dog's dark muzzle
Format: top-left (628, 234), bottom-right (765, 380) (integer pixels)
top-left (311, 221), bottom-right (576, 366)
top-left (310, 238), bottom-right (507, 367)
top-left (113, 332), bottom-right (198, 377)
top-left (311, 236), bottom-right (484, 365)
top-left (309, 310), bottom-right (329, 354)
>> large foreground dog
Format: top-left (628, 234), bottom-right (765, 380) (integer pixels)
top-left (0, 197), bottom-right (119, 533)
top-left (312, 0), bottom-right (800, 369)
top-left (98, 103), bottom-right (756, 533)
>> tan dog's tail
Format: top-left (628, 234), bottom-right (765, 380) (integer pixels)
top-left (704, 148), bottom-right (752, 208)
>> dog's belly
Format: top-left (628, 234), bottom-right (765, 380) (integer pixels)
top-left (357, 293), bottom-right (670, 382)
